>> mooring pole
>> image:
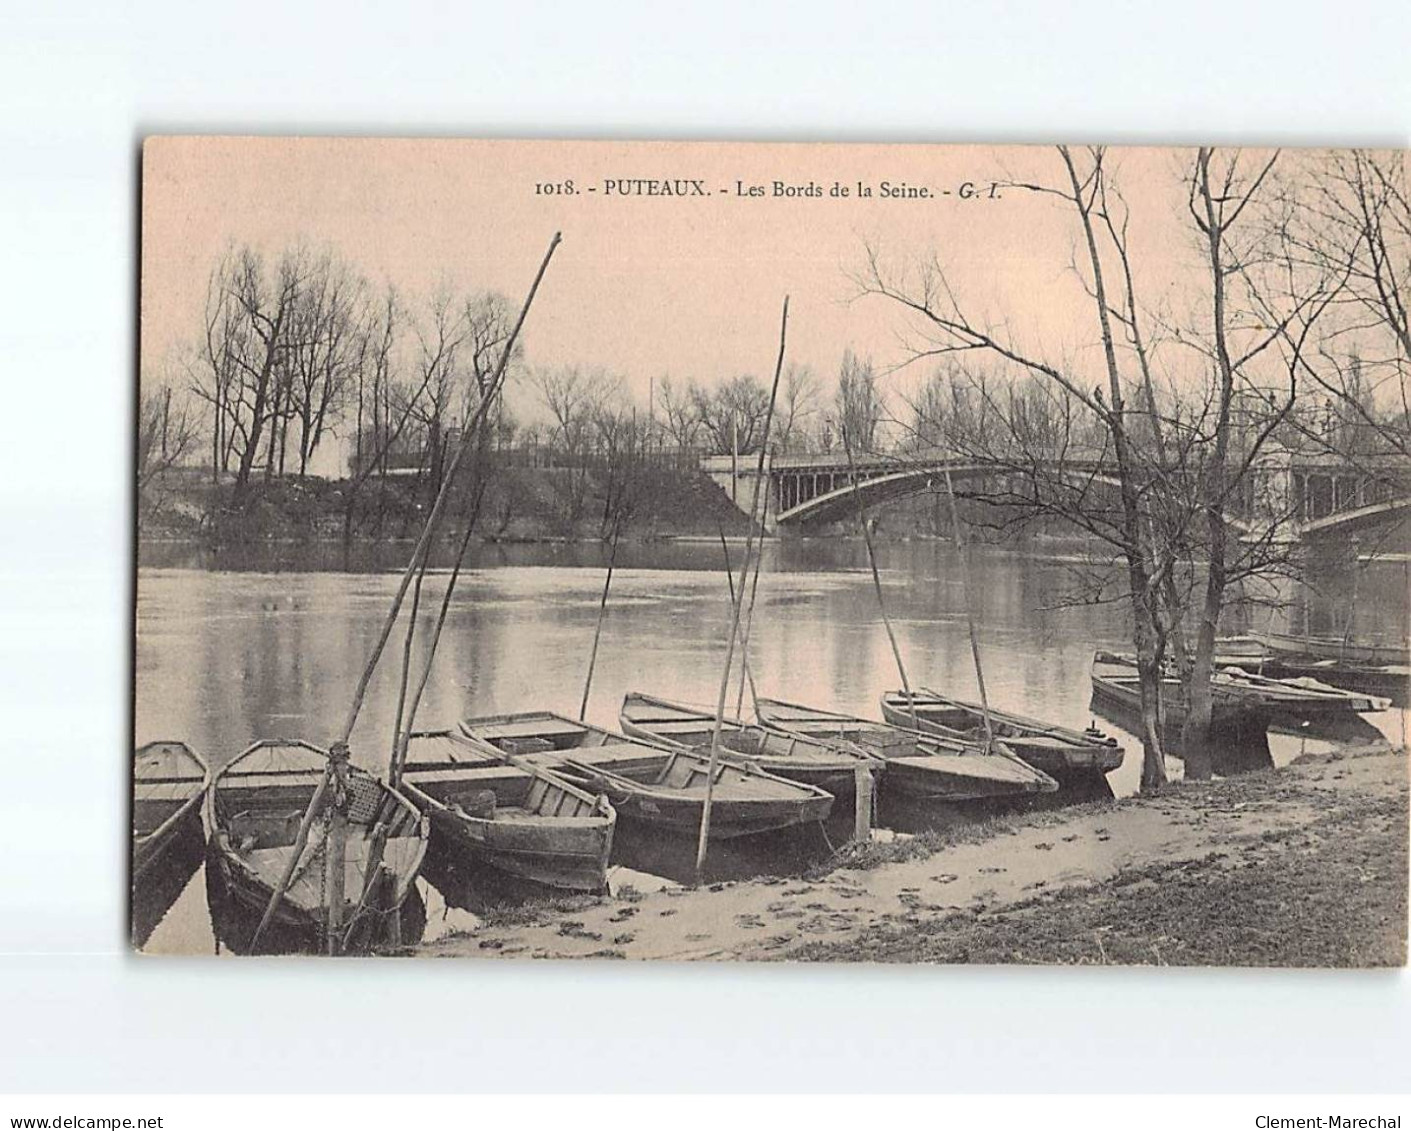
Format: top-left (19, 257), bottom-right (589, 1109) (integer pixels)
top-left (843, 427), bottom-right (919, 730)
top-left (852, 762), bottom-right (874, 842)
top-left (944, 468), bottom-right (995, 752)
top-left (250, 232), bottom-right (562, 955)
top-left (697, 297), bottom-right (789, 881)
top-left (580, 521), bottom-right (622, 721)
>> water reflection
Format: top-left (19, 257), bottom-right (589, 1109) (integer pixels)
top-left (135, 538), bottom-right (1409, 951)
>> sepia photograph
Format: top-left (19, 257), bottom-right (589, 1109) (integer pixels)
top-left (133, 137), bottom-right (1409, 965)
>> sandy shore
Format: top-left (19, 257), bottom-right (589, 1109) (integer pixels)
top-left (416, 742), bottom-right (1408, 966)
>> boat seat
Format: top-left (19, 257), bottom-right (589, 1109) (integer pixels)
top-left (226, 809), bottom-right (305, 851)
top-left (500, 736), bottom-right (555, 756)
top-left (449, 789), bottom-right (497, 818)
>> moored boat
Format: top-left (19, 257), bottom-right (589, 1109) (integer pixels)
top-left (133, 740), bottom-right (209, 884)
top-left (1250, 630), bottom-right (1409, 668)
top-left (754, 698), bottom-right (1058, 801)
top-left (460, 710), bottom-right (834, 838)
top-left (878, 689), bottom-right (1123, 778)
top-left (1089, 651), bottom-right (1262, 744)
top-left (400, 729), bottom-right (616, 895)
top-left (619, 691), bottom-right (881, 794)
top-left (1230, 633), bottom-right (1409, 706)
top-left (204, 740), bottom-right (429, 953)
top-left (1094, 649), bottom-right (1390, 720)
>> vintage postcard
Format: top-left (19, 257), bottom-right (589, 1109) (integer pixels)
top-left (134, 138), bottom-right (1409, 963)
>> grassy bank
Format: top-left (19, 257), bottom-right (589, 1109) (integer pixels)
top-left (794, 755), bottom-right (1407, 967)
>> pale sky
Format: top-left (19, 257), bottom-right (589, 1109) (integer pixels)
top-left (141, 138), bottom-right (1296, 435)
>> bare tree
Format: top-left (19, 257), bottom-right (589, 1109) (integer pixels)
top-left (189, 245), bottom-right (307, 500)
top-left (692, 374), bottom-right (770, 454)
top-left (137, 378), bottom-right (200, 509)
top-left (284, 252), bottom-right (363, 478)
top-left (835, 349), bottom-right (885, 453)
top-left (537, 365), bottom-right (619, 525)
top-left (774, 362), bottom-right (820, 453)
top-left (657, 375), bottom-right (702, 451)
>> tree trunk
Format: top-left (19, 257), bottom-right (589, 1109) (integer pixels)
top-left (1181, 150), bottom-right (1240, 781)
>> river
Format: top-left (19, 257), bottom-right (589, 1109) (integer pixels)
top-left (133, 537), bottom-right (1410, 952)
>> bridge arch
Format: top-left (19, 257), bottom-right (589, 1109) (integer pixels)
top-left (773, 462), bottom-right (1122, 528)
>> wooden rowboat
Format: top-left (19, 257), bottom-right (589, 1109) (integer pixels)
top-left (204, 740), bottom-right (429, 953)
top-left (1089, 652), bottom-right (1257, 735)
top-left (1228, 634), bottom-right (1409, 706)
top-left (754, 698), bottom-right (1058, 801)
top-left (618, 691), bottom-right (881, 795)
top-left (460, 710), bottom-right (834, 839)
top-left (133, 740), bottom-right (209, 884)
top-left (878, 689), bottom-right (1123, 778)
top-left (1094, 650), bottom-right (1390, 719)
top-left (1250, 630), bottom-right (1409, 668)
top-left (400, 729), bottom-right (616, 895)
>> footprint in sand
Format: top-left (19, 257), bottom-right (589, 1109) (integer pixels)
top-left (1096, 834), bottom-right (1112, 842)
top-left (1034, 843), bottom-right (1054, 851)
top-left (781, 886), bottom-right (812, 896)
top-left (613, 932), bottom-right (636, 945)
top-left (799, 912), bottom-right (857, 934)
top-left (685, 932), bottom-right (711, 941)
top-left (608, 907), bottom-right (639, 923)
top-left (930, 873), bottom-right (959, 884)
top-left (772, 909), bottom-right (805, 920)
top-left (1062, 835), bottom-right (1079, 843)
top-left (734, 914), bottom-right (766, 930)
top-left (659, 908), bottom-right (678, 917)
top-left (979, 866), bottom-right (1007, 874)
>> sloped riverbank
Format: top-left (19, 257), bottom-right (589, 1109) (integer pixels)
top-left (417, 742), bottom-right (1407, 966)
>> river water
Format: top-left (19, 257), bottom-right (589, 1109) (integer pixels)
top-left (134, 537), bottom-right (1409, 952)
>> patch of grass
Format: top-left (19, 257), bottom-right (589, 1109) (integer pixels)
top-left (474, 893), bottom-right (603, 930)
top-left (788, 786), bottom-right (1408, 968)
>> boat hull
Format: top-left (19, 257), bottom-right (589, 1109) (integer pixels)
top-left (878, 694), bottom-right (1123, 777)
top-left (204, 740), bottom-right (429, 954)
top-left (1251, 630), bottom-right (1409, 668)
top-left (132, 741), bottom-right (210, 886)
top-left (402, 780), bottom-right (614, 895)
top-left (755, 698), bottom-right (1057, 802)
top-left (618, 694), bottom-right (877, 797)
top-left (133, 795), bottom-right (205, 884)
top-left (463, 711), bottom-right (835, 842)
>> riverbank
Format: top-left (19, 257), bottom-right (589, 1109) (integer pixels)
top-left (138, 462), bottom-right (754, 546)
top-left (417, 741), bottom-right (1407, 966)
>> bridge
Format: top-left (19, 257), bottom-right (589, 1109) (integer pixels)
top-left (699, 449), bottom-right (1411, 543)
